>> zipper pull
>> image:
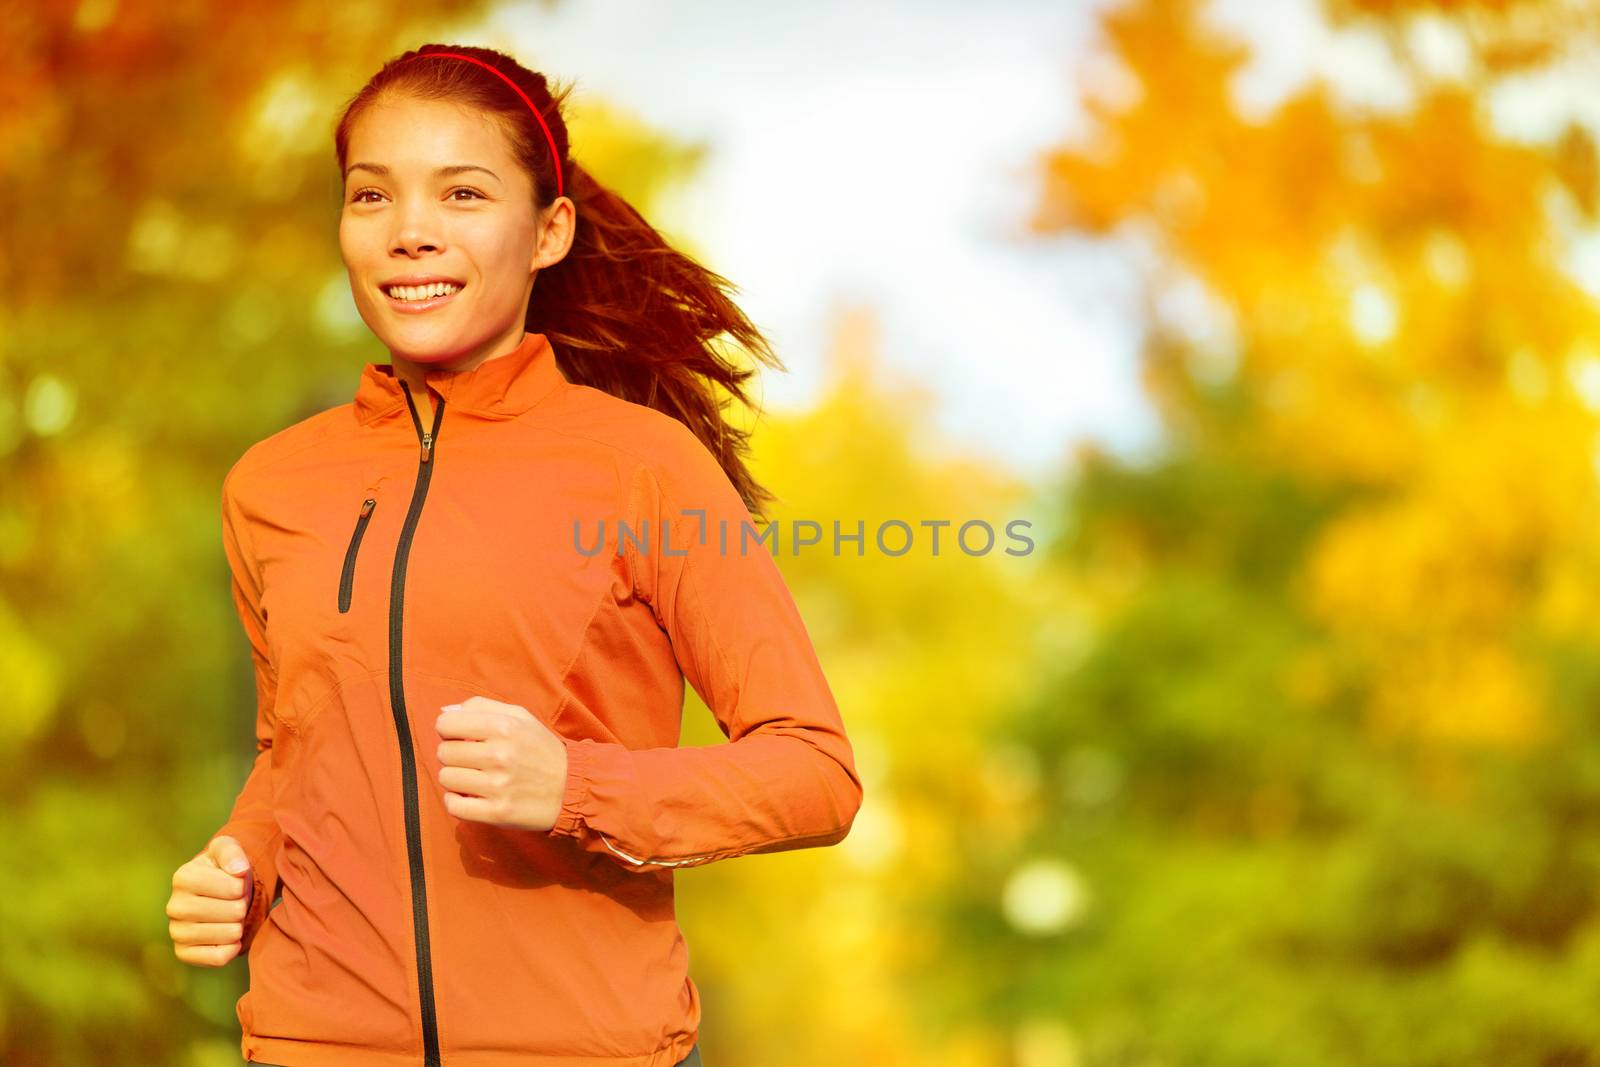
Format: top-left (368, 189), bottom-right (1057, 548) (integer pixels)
top-left (420, 431), bottom-right (433, 463)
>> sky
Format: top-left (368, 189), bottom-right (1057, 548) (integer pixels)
top-left (479, 0), bottom-right (1146, 478)
top-left (467, 0), bottom-right (1599, 477)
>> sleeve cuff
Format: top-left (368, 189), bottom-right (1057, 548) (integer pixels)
top-left (202, 833), bottom-right (278, 953)
top-left (548, 737), bottom-right (593, 839)
top-left (239, 872), bottom-right (272, 952)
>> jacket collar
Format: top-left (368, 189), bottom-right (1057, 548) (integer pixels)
top-left (353, 331), bottom-right (567, 424)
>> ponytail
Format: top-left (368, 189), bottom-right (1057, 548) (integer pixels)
top-left (531, 160), bottom-right (783, 519)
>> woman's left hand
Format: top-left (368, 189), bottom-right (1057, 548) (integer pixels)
top-left (434, 696), bottom-right (569, 831)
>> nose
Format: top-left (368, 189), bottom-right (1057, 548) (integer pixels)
top-left (393, 233), bottom-right (442, 256)
top-left (391, 200), bottom-right (445, 257)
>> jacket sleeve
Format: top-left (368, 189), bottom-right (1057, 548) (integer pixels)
top-left (203, 469), bottom-right (285, 949)
top-left (545, 420), bottom-right (864, 871)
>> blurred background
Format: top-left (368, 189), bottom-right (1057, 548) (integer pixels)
top-left (6, 0), bottom-right (1600, 1063)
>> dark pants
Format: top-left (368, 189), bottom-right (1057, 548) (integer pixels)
top-left (248, 1043), bottom-right (700, 1065)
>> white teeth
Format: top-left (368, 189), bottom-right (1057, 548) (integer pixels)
top-left (385, 282), bottom-right (462, 301)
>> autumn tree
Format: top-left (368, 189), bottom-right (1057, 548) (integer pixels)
top-left (928, 1), bottom-right (1600, 1063)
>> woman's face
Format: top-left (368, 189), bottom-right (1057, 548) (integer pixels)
top-left (339, 93), bottom-right (561, 366)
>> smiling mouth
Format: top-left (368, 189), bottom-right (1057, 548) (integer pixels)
top-left (382, 282), bottom-right (465, 303)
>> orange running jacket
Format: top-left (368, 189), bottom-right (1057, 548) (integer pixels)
top-left (209, 330), bottom-right (864, 1066)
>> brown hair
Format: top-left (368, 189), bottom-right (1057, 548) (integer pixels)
top-left (334, 43), bottom-right (782, 518)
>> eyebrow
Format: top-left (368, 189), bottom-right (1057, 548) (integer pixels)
top-left (344, 163), bottom-right (501, 183)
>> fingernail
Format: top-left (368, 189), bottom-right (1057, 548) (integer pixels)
top-left (226, 856), bottom-right (249, 874)
top-left (441, 704), bottom-right (461, 712)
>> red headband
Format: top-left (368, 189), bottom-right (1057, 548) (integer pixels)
top-left (398, 51), bottom-right (565, 199)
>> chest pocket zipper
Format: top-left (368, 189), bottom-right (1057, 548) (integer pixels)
top-left (338, 496), bottom-right (377, 613)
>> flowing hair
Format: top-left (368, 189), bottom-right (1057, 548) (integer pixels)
top-left (334, 43), bottom-right (782, 518)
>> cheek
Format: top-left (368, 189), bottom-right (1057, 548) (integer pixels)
top-left (338, 210), bottom-right (390, 250)
top-left (337, 219), bottom-right (367, 273)
top-left (464, 224), bottom-right (534, 275)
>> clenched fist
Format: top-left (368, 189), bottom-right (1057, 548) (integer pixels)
top-left (167, 834), bottom-right (254, 966)
top-left (435, 695), bottom-right (570, 831)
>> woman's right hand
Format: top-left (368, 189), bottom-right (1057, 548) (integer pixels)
top-left (167, 834), bottom-right (254, 966)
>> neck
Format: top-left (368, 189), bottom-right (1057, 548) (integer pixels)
top-left (389, 328), bottom-right (529, 396)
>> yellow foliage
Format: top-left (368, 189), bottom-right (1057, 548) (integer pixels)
top-left (1036, 0), bottom-right (1600, 755)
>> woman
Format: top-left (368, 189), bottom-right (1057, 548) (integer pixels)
top-left (164, 44), bottom-right (863, 1067)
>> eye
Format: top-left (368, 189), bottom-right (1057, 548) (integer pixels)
top-left (345, 187), bottom-right (484, 204)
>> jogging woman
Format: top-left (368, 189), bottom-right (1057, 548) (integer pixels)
top-left (164, 43), bottom-right (863, 1067)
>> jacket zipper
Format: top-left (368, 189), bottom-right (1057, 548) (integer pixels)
top-left (337, 496), bottom-right (377, 613)
top-left (394, 381), bottom-right (445, 1067)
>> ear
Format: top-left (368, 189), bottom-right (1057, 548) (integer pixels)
top-left (532, 196), bottom-right (576, 272)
